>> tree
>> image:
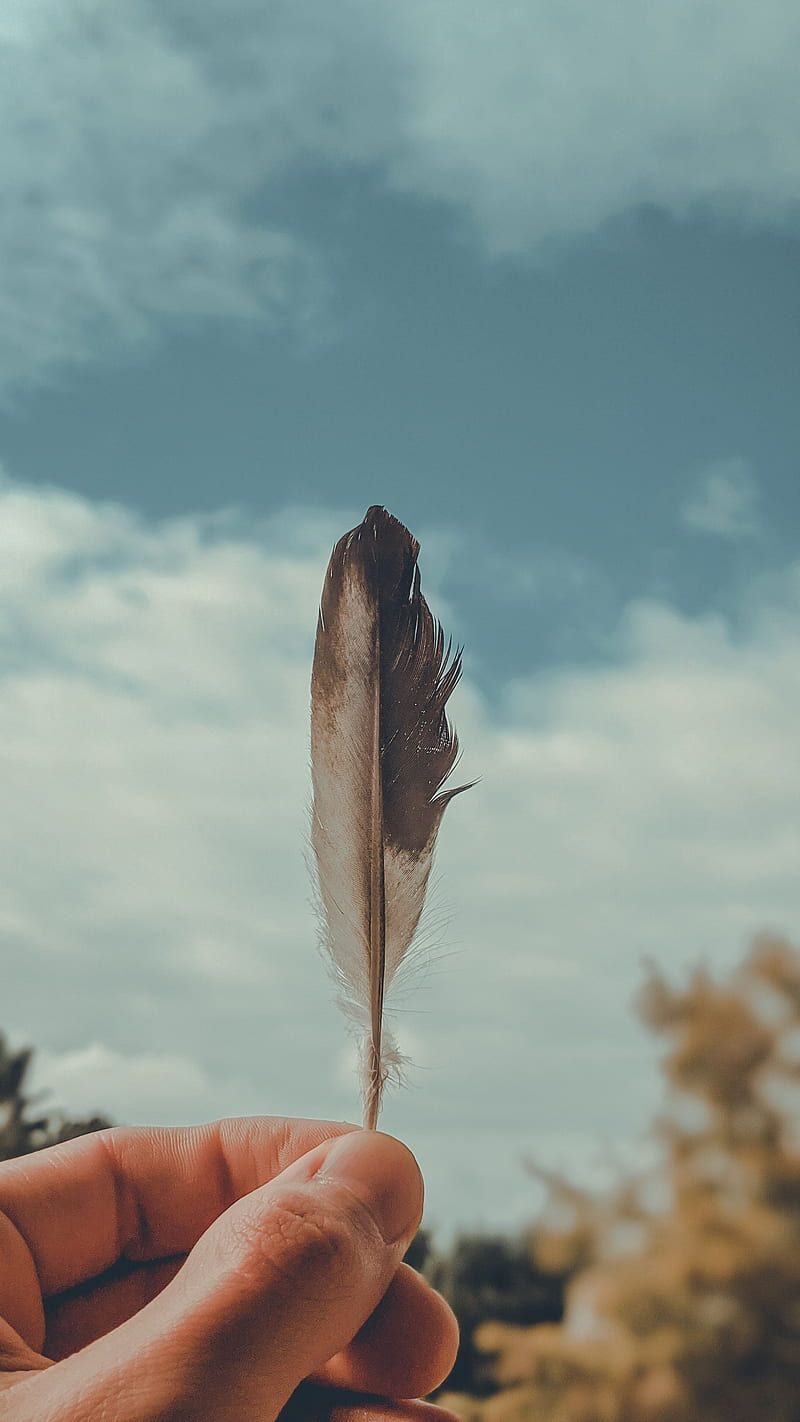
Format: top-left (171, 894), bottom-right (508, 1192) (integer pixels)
top-left (447, 937), bottom-right (800, 1422)
top-left (430, 1233), bottom-right (565, 1395)
top-left (0, 1032), bottom-right (110, 1161)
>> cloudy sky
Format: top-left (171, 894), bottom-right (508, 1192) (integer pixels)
top-left (2, 0), bottom-right (799, 1234)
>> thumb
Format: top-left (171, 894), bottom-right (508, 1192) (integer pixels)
top-left (162, 1128), bottom-right (425, 1416)
top-left (20, 1131), bottom-right (424, 1422)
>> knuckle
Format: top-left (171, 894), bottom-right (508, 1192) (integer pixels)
top-left (265, 1195), bottom-right (359, 1277)
top-left (234, 1191), bottom-right (363, 1300)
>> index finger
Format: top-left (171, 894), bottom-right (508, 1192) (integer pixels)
top-left (0, 1117), bottom-right (356, 1297)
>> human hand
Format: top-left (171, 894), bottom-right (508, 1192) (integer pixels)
top-left (0, 1118), bottom-right (459, 1420)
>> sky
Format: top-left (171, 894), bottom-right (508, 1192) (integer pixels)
top-left (1, 0), bottom-right (799, 1235)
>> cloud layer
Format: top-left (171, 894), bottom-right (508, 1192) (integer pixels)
top-left (2, 0), bottom-right (800, 389)
top-left (3, 475), bottom-right (799, 1228)
top-left (682, 456), bottom-right (763, 538)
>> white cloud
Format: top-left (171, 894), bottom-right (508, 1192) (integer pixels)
top-left (32, 1043), bottom-right (248, 1126)
top-left (0, 0), bottom-right (324, 394)
top-left (2, 1), bottom-right (800, 389)
top-left (1, 475), bottom-right (799, 1229)
top-left (387, 0), bottom-right (800, 253)
top-left (682, 456), bottom-right (763, 538)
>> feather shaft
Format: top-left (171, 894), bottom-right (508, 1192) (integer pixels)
top-left (366, 665), bottom-right (385, 1130)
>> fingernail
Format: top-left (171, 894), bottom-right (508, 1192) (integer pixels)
top-left (316, 1131), bottom-right (423, 1245)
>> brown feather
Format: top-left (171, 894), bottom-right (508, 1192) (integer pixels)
top-left (310, 506), bottom-right (469, 1127)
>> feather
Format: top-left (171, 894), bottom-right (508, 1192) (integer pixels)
top-left (310, 505), bottom-right (469, 1129)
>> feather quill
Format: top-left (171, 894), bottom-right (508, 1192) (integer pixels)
top-left (310, 505), bottom-right (469, 1129)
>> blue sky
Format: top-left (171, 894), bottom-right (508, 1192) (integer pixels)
top-left (1, 1), bottom-right (799, 1232)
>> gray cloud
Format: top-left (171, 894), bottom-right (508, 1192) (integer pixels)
top-left (3, 475), bottom-right (799, 1229)
top-left (0, 0), bottom-right (324, 394)
top-left (2, 1), bottom-right (800, 389)
top-left (386, 0), bottom-right (800, 252)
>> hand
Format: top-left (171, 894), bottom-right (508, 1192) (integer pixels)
top-left (0, 1118), bottom-right (459, 1420)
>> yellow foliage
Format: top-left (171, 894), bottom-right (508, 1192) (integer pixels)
top-left (456, 938), bottom-right (800, 1422)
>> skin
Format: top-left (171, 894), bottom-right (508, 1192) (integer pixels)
top-left (0, 1117), bottom-right (460, 1421)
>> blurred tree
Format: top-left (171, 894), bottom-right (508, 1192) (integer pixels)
top-left (405, 1226), bottom-right (436, 1275)
top-left (430, 1232), bottom-right (565, 1395)
top-left (447, 937), bottom-right (800, 1422)
top-left (0, 1032), bottom-right (110, 1161)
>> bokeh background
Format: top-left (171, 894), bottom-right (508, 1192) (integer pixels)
top-left (1, 2), bottom-right (799, 1252)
